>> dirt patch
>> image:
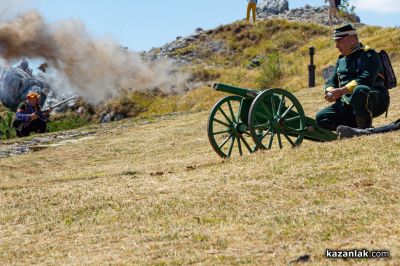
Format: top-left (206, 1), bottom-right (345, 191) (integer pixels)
top-left (0, 130), bottom-right (97, 158)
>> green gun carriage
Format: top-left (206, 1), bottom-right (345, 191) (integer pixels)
top-left (207, 83), bottom-right (338, 158)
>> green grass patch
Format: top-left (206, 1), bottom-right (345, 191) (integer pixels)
top-left (47, 115), bottom-right (89, 133)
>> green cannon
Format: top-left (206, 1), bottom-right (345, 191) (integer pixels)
top-left (207, 83), bottom-right (338, 158)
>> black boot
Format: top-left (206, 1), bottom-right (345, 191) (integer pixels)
top-left (356, 116), bottom-right (372, 129)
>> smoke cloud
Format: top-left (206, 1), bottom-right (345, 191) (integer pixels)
top-left (0, 9), bottom-right (190, 103)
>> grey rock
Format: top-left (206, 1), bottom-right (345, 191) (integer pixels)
top-left (0, 64), bottom-right (49, 111)
top-left (100, 112), bottom-right (111, 123)
top-left (258, 0), bottom-right (289, 15)
top-left (187, 35), bottom-right (199, 41)
top-left (247, 55), bottom-right (265, 69)
top-left (258, 4), bottom-right (361, 26)
top-left (76, 106), bottom-right (86, 115)
top-left (204, 40), bottom-right (226, 53)
top-left (143, 4), bottom-right (362, 68)
top-left (99, 112), bottom-right (125, 123)
top-left (166, 41), bottom-right (189, 53)
top-left (195, 27), bottom-right (204, 33)
top-left (0, 130), bottom-right (97, 158)
top-left (0, 60), bottom-right (77, 113)
top-left (113, 113), bottom-right (125, 122)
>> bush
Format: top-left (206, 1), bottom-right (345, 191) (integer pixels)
top-left (335, 0), bottom-right (359, 22)
top-left (47, 115), bottom-right (89, 133)
top-left (0, 112), bottom-right (16, 140)
top-left (257, 53), bottom-right (283, 89)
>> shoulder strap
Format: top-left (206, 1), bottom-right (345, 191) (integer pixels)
top-left (355, 53), bottom-right (363, 75)
top-left (356, 48), bottom-right (387, 81)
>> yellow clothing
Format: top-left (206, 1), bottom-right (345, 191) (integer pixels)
top-left (246, 2), bottom-right (257, 23)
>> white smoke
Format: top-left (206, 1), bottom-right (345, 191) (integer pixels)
top-left (0, 7), bottom-right (190, 104)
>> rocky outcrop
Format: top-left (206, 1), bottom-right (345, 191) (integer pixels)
top-left (146, 29), bottom-right (227, 66)
top-left (146, 2), bottom-right (361, 64)
top-left (143, 1), bottom-right (361, 73)
top-left (147, 30), bottom-right (204, 65)
top-left (257, 1), bottom-right (361, 26)
top-left (258, 0), bottom-right (289, 15)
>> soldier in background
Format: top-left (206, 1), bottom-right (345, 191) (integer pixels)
top-left (12, 91), bottom-right (51, 137)
top-left (328, 0), bottom-right (340, 26)
top-left (246, 0), bottom-right (257, 23)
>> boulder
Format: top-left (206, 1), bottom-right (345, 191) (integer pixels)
top-left (258, 4), bottom-right (361, 26)
top-left (99, 112), bottom-right (111, 123)
top-left (258, 0), bottom-right (289, 15)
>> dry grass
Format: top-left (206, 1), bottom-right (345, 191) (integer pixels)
top-left (1, 18), bottom-right (400, 265)
top-left (128, 20), bottom-right (400, 120)
top-left (1, 85), bottom-right (399, 265)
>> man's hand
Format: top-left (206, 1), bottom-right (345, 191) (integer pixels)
top-left (30, 113), bottom-right (39, 120)
top-left (324, 87), bottom-right (350, 102)
top-left (43, 108), bottom-right (53, 114)
top-left (43, 108), bottom-right (52, 118)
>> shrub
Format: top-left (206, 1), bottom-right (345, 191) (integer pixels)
top-left (257, 53), bottom-right (283, 89)
top-left (336, 0), bottom-right (359, 22)
top-left (47, 115), bottom-right (89, 133)
top-left (0, 111), bottom-right (16, 139)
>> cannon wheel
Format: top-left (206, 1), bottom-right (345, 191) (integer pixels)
top-left (208, 96), bottom-right (257, 158)
top-left (248, 89), bottom-right (306, 150)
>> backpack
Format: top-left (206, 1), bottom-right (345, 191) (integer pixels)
top-left (356, 49), bottom-right (397, 89)
top-left (379, 50), bottom-right (397, 89)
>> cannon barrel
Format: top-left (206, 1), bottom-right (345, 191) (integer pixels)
top-left (213, 83), bottom-right (258, 99)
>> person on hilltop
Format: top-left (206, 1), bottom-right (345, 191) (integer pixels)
top-left (246, 0), bottom-right (257, 23)
top-left (12, 91), bottom-right (51, 137)
top-left (327, 0), bottom-right (340, 26)
top-left (316, 24), bottom-right (390, 131)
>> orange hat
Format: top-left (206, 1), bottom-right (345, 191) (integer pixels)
top-left (26, 91), bottom-right (40, 99)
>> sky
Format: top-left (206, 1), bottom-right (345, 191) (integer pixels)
top-left (13, 0), bottom-right (400, 52)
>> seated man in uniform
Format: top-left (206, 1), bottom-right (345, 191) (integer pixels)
top-left (13, 91), bottom-right (51, 137)
top-left (316, 24), bottom-right (390, 131)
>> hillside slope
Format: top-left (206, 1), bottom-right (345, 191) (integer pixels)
top-left (140, 19), bottom-right (400, 118)
top-left (1, 85), bottom-right (399, 264)
top-left (1, 19), bottom-right (399, 132)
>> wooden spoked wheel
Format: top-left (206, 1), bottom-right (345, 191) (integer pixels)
top-left (248, 89), bottom-right (306, 150)
top-left (208, 96), bottom-right (257, 158)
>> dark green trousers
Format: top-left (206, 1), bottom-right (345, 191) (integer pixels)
top-left (316, 85), bottom-right (390, 131)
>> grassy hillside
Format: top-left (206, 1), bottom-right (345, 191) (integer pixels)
top-left (137, 19), bottom-right (400, 117)
top-left (1, 19), bottom-right (399, 133)
top-left (1, 18), bottom-right (400, 264)
top-left (1, 84), bottom-right (399, 264)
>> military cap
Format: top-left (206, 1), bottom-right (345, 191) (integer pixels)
top-left (332, 24), bottom-right (357, 40)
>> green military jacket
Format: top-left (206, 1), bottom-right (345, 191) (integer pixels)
top-left (325, 44), bottom-right (385, 103)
